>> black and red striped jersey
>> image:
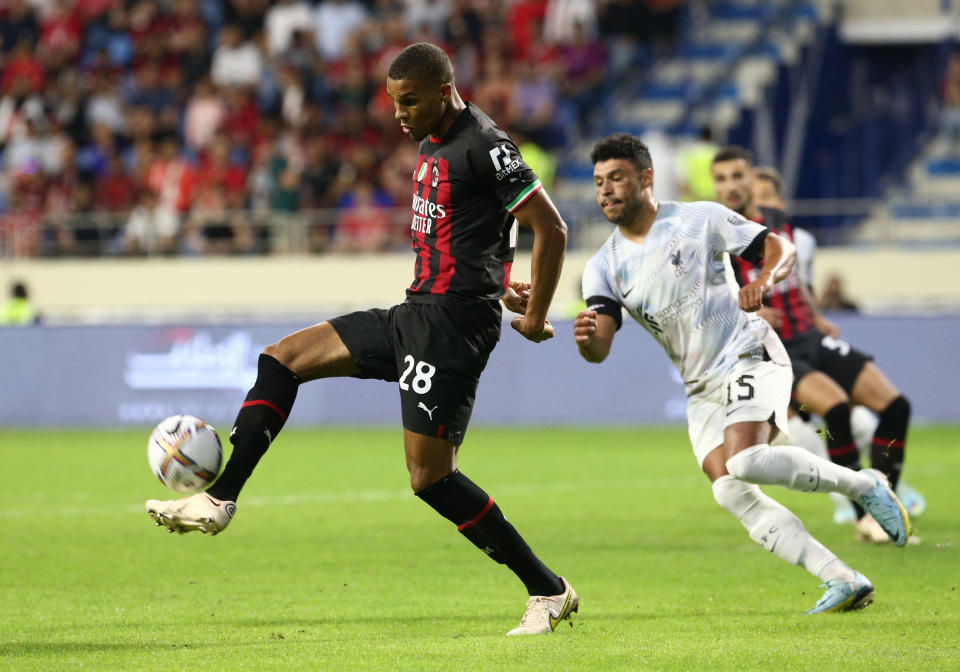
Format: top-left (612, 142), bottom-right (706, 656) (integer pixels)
top-left (405, 102), bottom-right (543, 308)
top-left (731, 206), bottom-right (816, 342)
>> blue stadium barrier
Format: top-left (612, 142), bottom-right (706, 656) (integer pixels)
top-left (2, 314), bottom-right (958, 428)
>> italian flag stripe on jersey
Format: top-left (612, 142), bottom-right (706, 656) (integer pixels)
top-left (506, 179), bottom-right (543, 213)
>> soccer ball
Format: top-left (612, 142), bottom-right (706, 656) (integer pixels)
top-left (148, 414), bottom-right (223, 493)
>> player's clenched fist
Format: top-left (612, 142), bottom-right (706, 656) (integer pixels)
top-left (573, 309), bottom-right (598, 344)
top-left (738, 275), bottom-right (772, 312)
top-left (511, 315), bottom-right (555, 342)
top-left (501, 281), bottom-right (532, 314)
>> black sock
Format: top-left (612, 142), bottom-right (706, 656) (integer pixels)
top-left (207, 354), bottom-right (299, 502)
top-left (416, 471), bottom-right (564, 596)
top-left (823, 402), bottom-right (865, 517)
top-left (871, 396), bottom-right (910, 490)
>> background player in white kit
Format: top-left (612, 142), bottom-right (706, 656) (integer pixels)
top-left (573, 133), bottom-right (910, 613)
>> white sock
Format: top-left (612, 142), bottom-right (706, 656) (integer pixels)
top-left (712, 475), bottom-right (855, 582)
top-left (726, 443), bottom-right (873, 498)
top-left (776, 424), bottom-right (856, 512)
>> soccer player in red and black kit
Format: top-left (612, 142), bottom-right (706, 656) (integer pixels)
top-left (710, 146), bottom-right (914, 542)
top-left (146, 43), bottom-right (578, 635)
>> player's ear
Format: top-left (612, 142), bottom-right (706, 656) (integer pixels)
top-left (642, 168), bottom-right (654, 189)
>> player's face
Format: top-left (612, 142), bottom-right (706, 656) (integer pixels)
top-left (711, 158), bottom-right (753, 215)
top-left (752, 177), bottom-right (784, 210)
top-left (593, 158), bottom-right (650, 225)
top-left (386, 76), bottom-right (449, 141)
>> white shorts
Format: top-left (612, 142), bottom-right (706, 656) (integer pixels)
top-left (687, 357), bottom-right (792, 467)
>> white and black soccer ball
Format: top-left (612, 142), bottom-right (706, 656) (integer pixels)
top-left (148, 414), bottom-right (223, 493)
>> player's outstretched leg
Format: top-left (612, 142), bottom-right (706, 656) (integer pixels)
top-left (147, 353), bottom-right (299, 535)
top-left (712, 475), bottom-right (873, 613)
top-left (415, 470), bottom-right (577, 634)
top-left (725, 443), bottom-right (910, 546)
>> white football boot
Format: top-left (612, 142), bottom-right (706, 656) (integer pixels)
top-left (506, 577), bottom-right (578, 635)
top-left (146, 492), bottom-right (236, 535)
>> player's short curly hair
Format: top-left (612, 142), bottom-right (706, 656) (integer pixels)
top-left (388, 43), bottom-right (454, 86)
top-left (590, 133), bottom-right (653, 172)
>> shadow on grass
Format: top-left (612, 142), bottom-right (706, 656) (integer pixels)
top-left (0, 641), bottom-right (216, 656)
top-left (214, 612), bottom-right (511, 628)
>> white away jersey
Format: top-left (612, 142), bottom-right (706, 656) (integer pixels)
top-left (582, 201), bottom-right (788, 391)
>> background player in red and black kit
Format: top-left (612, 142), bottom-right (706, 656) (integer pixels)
top-left (147, 43), bottom-right (578, 635)
top-left (710, 146), bottom-right (914, 540)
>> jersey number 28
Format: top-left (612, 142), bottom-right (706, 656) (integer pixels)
top-left (399, 355), bottom-right (436, 394)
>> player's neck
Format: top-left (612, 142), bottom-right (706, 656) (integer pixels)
top-left (743, 203), bottom-right (761, 221)
top-left (430, 90), bottom-right (466, 141)
top-left (618, 198), bottom-right (659, 243)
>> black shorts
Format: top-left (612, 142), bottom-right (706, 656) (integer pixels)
top-left (783, 329), bottom-right (873, 394)
top-left (329, 299), bottom-right (500, 444)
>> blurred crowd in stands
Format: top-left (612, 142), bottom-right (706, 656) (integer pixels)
top-left (0, 0), bottom-right (682, 257)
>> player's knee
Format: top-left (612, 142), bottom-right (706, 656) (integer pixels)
top-left (262, 343), bottom-right (290, 368)
top-left (881, 395), bottom-right (910, 424)
top-left (410, 467), bottom-right (454, 493)
top-left (724, 443), bottom-right (769, 482)
top-left (712, 474), bottom-right (761, 519)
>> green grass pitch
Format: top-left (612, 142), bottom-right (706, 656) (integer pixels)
top-left (1, 425), bottom-right (957, 671)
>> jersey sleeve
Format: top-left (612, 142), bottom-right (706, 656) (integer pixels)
top-left (709, 203), bottom-right (769, 262)
top-left (581, 254), bottom-right (623, 330)
top-left (467, 130), bottom-right (543, 214)
top-left (793, 227), bottom-right (817, 287)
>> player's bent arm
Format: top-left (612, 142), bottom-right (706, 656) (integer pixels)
top-left (757, 231), bottom-right (796, 286)
top-left (513, 189), bottom-right (568, 335)
top-left (739, 232), bottom-right (796, 311)
top-left (574, 310), bottom-right (617, 363)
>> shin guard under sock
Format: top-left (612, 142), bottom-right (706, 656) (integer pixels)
top-left (416, 471), bottom-right (563, 596)
top-left (207, 354), bottom-right (299, 501)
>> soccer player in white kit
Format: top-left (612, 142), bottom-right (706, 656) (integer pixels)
top-left (574, 134), bottom-right (910, 613)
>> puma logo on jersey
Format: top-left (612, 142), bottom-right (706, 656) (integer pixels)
top-left (418, 402), bottom-right (438, 420)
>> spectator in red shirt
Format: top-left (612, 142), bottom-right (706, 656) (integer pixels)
top-left (94, 153), bottom-right (138, 214)
top-left (2, 38), bottom-right (46, 94)
top-left (331, 180), bottom-right (394, 253)
top-left (40, 0), bottom-right (83, 65)
top-left (0, 188), bottom-right (43, 257)
top-left (506, 0), bottom-right (547, 62)
top-left (196, 134), bottom-right (248, 201)
top-left (221, 87), bottom-right (261, 151)
top-left (145, 136), bottom-right (196, 214)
